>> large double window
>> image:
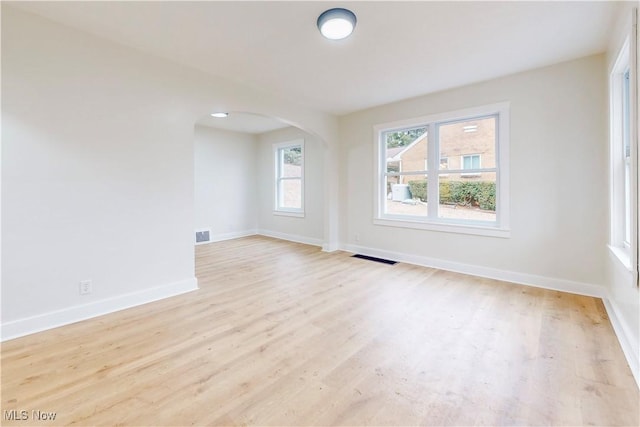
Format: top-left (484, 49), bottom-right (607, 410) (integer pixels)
top-left (375, 103), bottom-right (510, 237)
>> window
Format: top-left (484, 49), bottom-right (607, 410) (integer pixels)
top-left (623, 69), bottom-right (631, 246)
top-left (461, 154), bottom-right (481, 176)
top-left (274, 139), bottom-right (304, 217)
top-left (439, 157), bottom-right (449, 177)
top-left (440, 157), bottom-right (449, 170)
top-left (374, 103), bottom-right (510, 237)
top-left (609, 37), bottom-right (636, 269)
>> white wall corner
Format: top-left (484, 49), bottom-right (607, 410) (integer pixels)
top-left (258, 229), bottom-right (323, 247)
top-left (1, 278), bottom-right (198, 342)
top-left (322, 242), bottom-right (341, 252)
top-left (603, 297), bottom-right (640, 388)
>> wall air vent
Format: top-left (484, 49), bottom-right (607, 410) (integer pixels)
top-left (195, 229), bottom-right (211, 245)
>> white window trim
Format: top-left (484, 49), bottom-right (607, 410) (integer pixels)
top-left (373, 102), bottom-right (510, 238)
top-left (273, 139), bottom-right (305, 217)
top-left (609, 35), bottom-right (637, 272)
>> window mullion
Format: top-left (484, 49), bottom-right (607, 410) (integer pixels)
top-left (427, 123), bottom-right (438, 219)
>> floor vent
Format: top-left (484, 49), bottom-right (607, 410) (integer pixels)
top-left (351, 254), bottom-right (397, 265)
top-left (195, 229), bottom-right (211, 244)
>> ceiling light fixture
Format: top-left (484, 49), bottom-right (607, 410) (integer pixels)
top-left (317, 8), bottom-right (357, 40)
top-left (210, 112), bottom-right (228, 118)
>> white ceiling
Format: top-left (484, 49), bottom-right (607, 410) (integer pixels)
top-left (196, 112), bottom-right (289, 134)
top-left (10, 1), bottom-right (621, 120)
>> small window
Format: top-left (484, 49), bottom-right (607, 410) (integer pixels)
top-left (461, 154), bottom-right (482, 176)
top-left (440, 157), bottom-right (449, 170)
top-left (274, 140), bottom-right (304, 217)
top-left (439, 157), bottom-right (449, 177)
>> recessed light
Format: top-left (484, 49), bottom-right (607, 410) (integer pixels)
top-left (317, 8), bottom-right (357, 40)
top-left (210, 112), bottom-right (228, 118)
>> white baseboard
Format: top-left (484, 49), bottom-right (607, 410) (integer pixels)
top-left (603, 297), bottom-right (640, 388)
top-left (341, 243), bottom-right (607, 298)
top-left (258, 229), bottom-right (323, 247)
top-left (210, 229), bottom-right (258, 243)
top-left (195, 227), bottom-right (327, 250)
top-left (1, 277), bottom-right (198, 342)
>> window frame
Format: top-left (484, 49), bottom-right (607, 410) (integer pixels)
top-left (273, 139), bottom-right (305, 217)
top-left (609, 36), bottom-right (637, 271)
top-left (373, 102), bottom-right (510, 238)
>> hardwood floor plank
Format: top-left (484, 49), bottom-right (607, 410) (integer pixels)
top-left (2, 236), bottom-right (638, 426)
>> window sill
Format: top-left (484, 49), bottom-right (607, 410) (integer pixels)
top-left (373, 217), bottom-right (510, 238)
top-left (273, 210), bottom-right (305, 218)
top-left (608, 244), bottom-right (633, 271)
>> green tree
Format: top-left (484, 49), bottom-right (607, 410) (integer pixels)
top-left (386, 127), bottom-right (427, 148)
top-left (283, 147), bottom-right (302, 166)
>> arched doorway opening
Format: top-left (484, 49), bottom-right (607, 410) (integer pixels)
top-left (193, 111), bottom-right (327, 248)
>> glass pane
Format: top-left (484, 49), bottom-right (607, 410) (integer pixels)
top-left (281, 146), bottom-right (302, 178)
top-left (384, 127), bottom-right (428, 174)
top-left (439, 116), bottom-right (496, 170)
top-left (386, 160), bottom-right (400, 174)
top-left (438, 172), bottom-right (496, 222)
top-left (384, 175), bottom-right (427, 217)
top-left (625, 161), bottom-right (631, 244)
top-left (279, 178), bottom-right (302, 209)
top-left (623, 69), bottom-right (630, 155)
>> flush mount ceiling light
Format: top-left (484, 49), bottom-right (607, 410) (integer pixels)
top-left (317, 8), bottom-right (357, 40)
top-left (210, 112), bottom-right (228, 118)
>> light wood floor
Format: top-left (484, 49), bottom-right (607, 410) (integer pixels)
top-left (2, 236), bottom-right (638, 426)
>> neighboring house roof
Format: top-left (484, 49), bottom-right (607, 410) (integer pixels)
top-left (386, 146), bottom-right (405, 160)
top-left (386, 133), bottom-right (428, 161)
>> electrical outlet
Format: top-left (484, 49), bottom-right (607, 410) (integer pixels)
top-left (79, 280), bottom-right (92, 295)
top-left (355, 233), bottom-right (360, 242)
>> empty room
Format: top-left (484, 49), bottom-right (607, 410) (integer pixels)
top-left (2, 1), bottom-right (639, 426)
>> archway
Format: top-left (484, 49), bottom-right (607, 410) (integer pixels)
top-left (193, 111), bottom-right (333, 249)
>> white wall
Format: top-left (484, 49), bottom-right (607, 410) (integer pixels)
top-left (194, 126), bottom-right (258, 240)
top-left (1, 6), bottom-right (337, 339)
top-left (605, 3), bottom-right (639, 385)
top-left (192, 125), bottom-right (324, 246)
top-left (339, 54), bottom-right (608, 294)
top-left (2, 7), bottom-right (197, 332)
top-left (257, 127), bottom-right (325, 245)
